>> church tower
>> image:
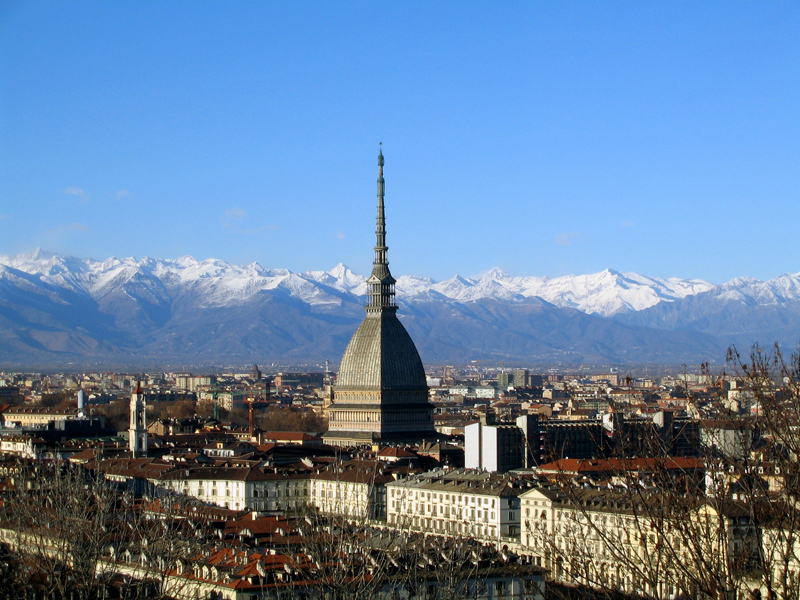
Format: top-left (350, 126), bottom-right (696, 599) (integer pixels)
top-left (324, 148), bottom-right (436, 445)
top-left (129, 381), bottom-right (148, 457)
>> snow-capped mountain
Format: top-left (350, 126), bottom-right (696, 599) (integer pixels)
top-left (1, 249), bottom-right (799, 367)
top-left (712, 274), bottom-right (800, 306)
top-left (0, 250), bottom-right (715, 317)
top-left (398, 268), bottom-right (714, 316)
top-left (1, 250), bottom-right (356, 310)
top-left (616, 270), bottom-right (800, 344)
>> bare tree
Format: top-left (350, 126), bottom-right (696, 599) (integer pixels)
top-left (0, 461), bottom-right (120, 599)
top-left (0, 459), bottom-right (216, 599)
top-left (520, 342), bottom-right (800, 600)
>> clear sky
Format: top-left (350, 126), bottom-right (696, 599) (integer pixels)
top-left (1, 2), bottom-right (799, 284)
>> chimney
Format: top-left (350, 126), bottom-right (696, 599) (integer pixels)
top-left (479, 410), bottom-right (496, 426)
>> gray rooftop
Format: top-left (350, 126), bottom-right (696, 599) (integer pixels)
top-left (335, 312), bottom-right (428, 391)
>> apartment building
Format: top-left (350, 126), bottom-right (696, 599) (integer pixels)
top-left (465, 420), bottom-right (526, 473)
top-left (0, 435), bottom-right (46, 459)
top-left (175, 375), bottom-right (216, 392)
top-left (1, 406), bottom-right (80, 427)
top-left (158, 467), bottom-right (310, 512)
top-left (308, 459), bottom-right (400, 520)
top-left (98, 457), bottom-right (410, 519)
top-left (386, 469), bottom-right (528, 543)
top-left (519, 487), bottom-right (758, 599)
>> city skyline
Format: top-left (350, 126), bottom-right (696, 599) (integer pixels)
top-left (2, 2), bottom-right (799, 284)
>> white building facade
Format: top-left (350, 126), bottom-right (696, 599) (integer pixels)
top-left (386, 469), bottom-right (525, 543)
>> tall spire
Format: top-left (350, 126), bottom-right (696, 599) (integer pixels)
top-left (366, 144), bottom-right (396, 311)
top-left (375, 144), bottom-right (386, 267)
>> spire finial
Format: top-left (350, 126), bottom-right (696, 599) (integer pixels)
top-left (376, 146), bottom-right (386, 255)
top-left (366, 146), bottom-right (395, 311)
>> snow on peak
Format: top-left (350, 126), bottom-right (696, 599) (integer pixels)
top-left (303, 263), bottom-right (365, 294)
top-left (8, 250), bottom-right (800, 316)
top-left (326, 263), bottom-right (364, 288)
top-left (481, 267), bottom-right (510, 281)
top-left (712, 273), bottom-right (800, 306)
top-left (326, 263), bottom-right (349, 278)
top-left (522, 270), bottom-right (715, 315)
top-left (395, 275), bottom-right (435, 296)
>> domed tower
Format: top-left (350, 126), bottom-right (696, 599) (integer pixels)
top-left (324, 148), bottom-right (435, 445)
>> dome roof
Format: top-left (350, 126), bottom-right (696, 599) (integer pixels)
top-left (336, 312), bottom-right (427, 391)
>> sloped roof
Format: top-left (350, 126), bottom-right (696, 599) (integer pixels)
top-left (537, 457), bottom-right (703, 476)
top-left (87, 457), bottom-right (174, 479)
top-left (4, 406), bottom-right (79, 415)
top-left (261, 432), bottom-right (321, 442)
top-left (377, 447), bottom-right (418, 458)
top-left (335, 312), bottom-right (427, 391)
top-left (311, 459), bottom-right (409, 484)
top-left (158, 466), bottom-right (310, 482)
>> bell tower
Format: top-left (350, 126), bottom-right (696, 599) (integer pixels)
top-left (129, 381), bottom-right (148, 457)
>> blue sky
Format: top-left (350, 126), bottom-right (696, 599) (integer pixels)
top-left (1, 2), bottom-right (799, 284)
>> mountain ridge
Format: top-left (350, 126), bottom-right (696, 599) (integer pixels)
top-left (1, 249), bottom-right (722, 316)
top-left (1, 249), bottom-right (799, 368)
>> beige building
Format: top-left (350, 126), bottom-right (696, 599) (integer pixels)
top-left (158, 467), bottom-right (310, 512)
top-left (1, 406), bottom-right (80, 427)
top-left (151, 459), bottom-right (405, 520)
top-left (0, 435), bottom-right (47, 459)
top-left (175, 375), bottom-right (216, 392)
top-left (386, 469), bottom-right (526, 543)
top-left (519, 487), bottom-right (759, 599)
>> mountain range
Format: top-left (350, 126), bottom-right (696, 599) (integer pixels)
top-left (1, 249), bottom-right (799, 369)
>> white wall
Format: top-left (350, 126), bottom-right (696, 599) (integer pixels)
top-left (483, 426), bottom-right (499, 473)
top-left (465, 422), bottom-right (482, 469)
